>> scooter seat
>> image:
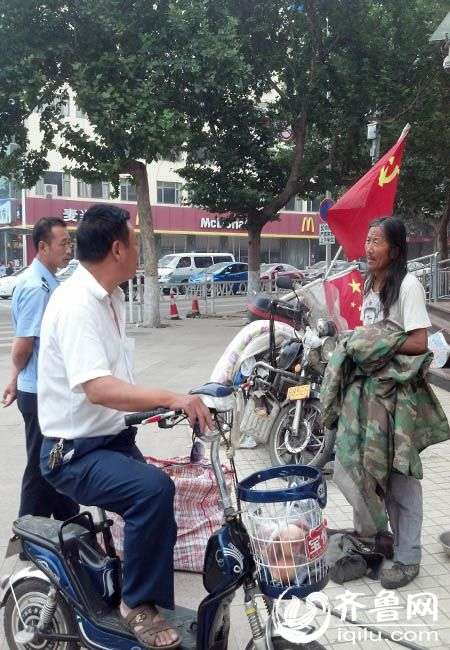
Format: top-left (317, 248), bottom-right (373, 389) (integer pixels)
top-left (189, 382), bottom-right (234, 398)
top-left (13, 515), bottom-right (93, 553)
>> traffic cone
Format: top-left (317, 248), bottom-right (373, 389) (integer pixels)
top-left (187, 296), bottom-right (201, 318)
top-left (169, 291), bottom-right (181, 320)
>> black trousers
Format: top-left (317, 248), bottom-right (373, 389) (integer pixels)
top-left (17, 391), bottom-right (79, 520)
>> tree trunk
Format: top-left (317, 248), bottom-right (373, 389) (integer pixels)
top-left (131, 160), bottom-right (161, 327)
top-left (247, 223), bottom-right (262, 296)
top-left (437, 189), bottom-right (450, 260)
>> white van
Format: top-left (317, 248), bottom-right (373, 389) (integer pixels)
top-left (158, 252), bottom-right (235, 284)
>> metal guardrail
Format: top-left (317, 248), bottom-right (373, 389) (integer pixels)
top-left (126, 275), bottom-right (273, 324)
top-left (126, 257), bottom-right (450, 324)
top-left (408, 253), bottom-right (450, 301)
top-left (437, 258), bottom-right (450, 300)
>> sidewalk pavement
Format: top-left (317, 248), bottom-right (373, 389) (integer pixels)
top-left (0, 314), bottom-right (449, 649)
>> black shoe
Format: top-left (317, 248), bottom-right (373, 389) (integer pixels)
top-left (380, 562), bottom-right (420, 589)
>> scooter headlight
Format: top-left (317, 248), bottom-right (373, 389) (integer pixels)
top-left (321, 336), bottom-right (337, 362)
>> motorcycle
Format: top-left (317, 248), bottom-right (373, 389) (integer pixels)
top-left (212, 278), bottom-right (337, 468)
top-left (1, 383), bottom-right (328, 650)
top-left (264, 319), bottom-right (337, 470)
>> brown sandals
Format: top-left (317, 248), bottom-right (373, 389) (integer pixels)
top-left (121, 604), bottom-right (181, 649)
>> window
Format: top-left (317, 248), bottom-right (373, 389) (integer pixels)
top-left (282, 195), bottom-right (302, 212)
top-left (91, 181), bottom-right (110, 199)
top-left (176, 257), bottom-right (191, 269)
top-left (120, 178), bottom-right (137, 202)
top-left (157, 181), bottom-right (182, 205)
top-left (213, 255), bottom-right (233, 264)
top-left (284, 196), bottom-right (296, 211)
top-left (34, 178), bottom-right (44, 196)
top-left (0, 177), bottom-right (9, 199)
top-left (75, 103), bottom-right (87, 119)
top-left (63, 173), bottom-right (71, 197)
top-left (77, 180), bottom-right (110, 199)
top-left (194, 256), bottom-right (213, 268)
top-left (304, 198), bottom-right (321, 212)
top-left (60, 99), bottom-right (70, 117)
top-left (77, 180), bottom-right (89, 198)
top-left (34, 171), bottom-right (70, 197)
top-left (0, 177), bottom-right (19, 200)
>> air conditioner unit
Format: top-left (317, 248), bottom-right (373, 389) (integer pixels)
top-left (44, 184), bottom-right (58, 199)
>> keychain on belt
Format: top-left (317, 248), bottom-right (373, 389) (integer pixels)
top-left (48, 439), bottom-right (65, 470)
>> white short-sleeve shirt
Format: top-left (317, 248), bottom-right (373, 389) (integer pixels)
top-left (38, 264), bottom-right (135, 439)
top-left (362, 272), bottom-right (431, 331)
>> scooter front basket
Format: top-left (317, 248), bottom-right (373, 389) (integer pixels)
top-left (238, 465), bottom-right (328, 599)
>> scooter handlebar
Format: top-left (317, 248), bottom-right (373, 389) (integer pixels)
top-left (125, 408), bottom-right (174, 426)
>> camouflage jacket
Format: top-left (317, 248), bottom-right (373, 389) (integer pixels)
top-left (321, 323), bottom-right (450, 533)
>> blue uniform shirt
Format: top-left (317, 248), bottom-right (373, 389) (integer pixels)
top-left (12, 258), bottom-right (59, 393)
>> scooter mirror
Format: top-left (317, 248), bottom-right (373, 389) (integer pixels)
top-left (275, 275), bottom-right (294, 290)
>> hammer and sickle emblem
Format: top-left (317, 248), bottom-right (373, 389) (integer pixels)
top-left (378, 156), bottom-right (400, 187)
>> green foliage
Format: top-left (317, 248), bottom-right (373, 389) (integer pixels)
top-left (180, 0), bottom-right (450, 241)
top-left (0, 0), bottom-right (447, 249)
top-left (0, 0), bottom-right (247, 189)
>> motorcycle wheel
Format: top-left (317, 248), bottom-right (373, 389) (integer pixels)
top-left (4, 577), bottom-right (78, 650)
top-left (268, 398), bottom-right (335, 469)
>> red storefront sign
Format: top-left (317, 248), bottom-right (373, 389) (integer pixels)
top-left (24, 197), bottom-right (321, 239)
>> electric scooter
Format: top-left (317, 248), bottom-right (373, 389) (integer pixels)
top-left (0, 383), bottom-right (327, 650)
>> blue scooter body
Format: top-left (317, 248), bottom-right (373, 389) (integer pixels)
top-left (10, 511), bottom-right (253, 650)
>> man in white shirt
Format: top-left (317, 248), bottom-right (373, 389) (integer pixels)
top-left (38, 204), bottom-right (212, 649)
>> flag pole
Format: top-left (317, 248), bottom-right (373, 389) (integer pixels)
top-left (324, 246), bottom-right (343, 280)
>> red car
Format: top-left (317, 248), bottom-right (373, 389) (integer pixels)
top-left (260, 263), bottom-right (304, 283)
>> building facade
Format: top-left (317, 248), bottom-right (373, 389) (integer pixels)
top-left (0, 93), bottom-right (435, 269)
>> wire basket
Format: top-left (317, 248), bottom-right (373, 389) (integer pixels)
top-left (238, 465), bottom-right (328, 598)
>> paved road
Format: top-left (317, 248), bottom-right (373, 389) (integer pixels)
top-left (0, 300), bottom-right (14, 351)
top-left (0, 301), bottom-right (449, 649)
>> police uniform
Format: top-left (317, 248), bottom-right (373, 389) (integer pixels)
top-left (12, 258), bottom-right (79, 519)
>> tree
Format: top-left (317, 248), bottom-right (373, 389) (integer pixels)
top-left (395, 42), bottom-right (450, 259)
top-left (0, 0), bottom-right (248, 325)
top-left (180, 0), bottom-right (450, 291)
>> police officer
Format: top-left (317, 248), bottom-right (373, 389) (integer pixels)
top-left (2, 217), bottom-right (79, 520)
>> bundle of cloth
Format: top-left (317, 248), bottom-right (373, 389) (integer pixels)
top-left (210, 319), bottom-right (297, 385)
top-left (321, 322), bottom-right (450, 537)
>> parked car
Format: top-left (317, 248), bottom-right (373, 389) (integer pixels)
top-left (189, 261), bottom-right (248, 292)
top-left (408, 260), bottom-right (430, 294)
top-left (56, 258), bottom-right (79, 282)
top-left (407, 260), bottom-right (427, 277)
top-left (0, 266), bottom-right (29, 299)
top-left (260, 263), bottom-right (304, 283)
top-left (302, 260), bottom-right (352, 282)
top-left (158, 252), bottom-right (235, 286)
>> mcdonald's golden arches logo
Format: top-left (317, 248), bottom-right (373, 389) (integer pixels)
top-left (301, 216), bottom-right (315, 233)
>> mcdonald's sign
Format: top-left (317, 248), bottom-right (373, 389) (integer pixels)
top-left (301, 216), bottom-right (315, 234)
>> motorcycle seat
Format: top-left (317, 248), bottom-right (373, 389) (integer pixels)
top-left (189, 382), bottom-right (234, 398)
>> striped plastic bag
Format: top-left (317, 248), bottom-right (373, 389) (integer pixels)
top-left (108, 455), bottom-right (232, 573)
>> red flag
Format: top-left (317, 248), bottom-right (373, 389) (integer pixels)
top-left (327, 128), bottom-right (409, 260)
top-left (324, 268), bottom-right (363, 330)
